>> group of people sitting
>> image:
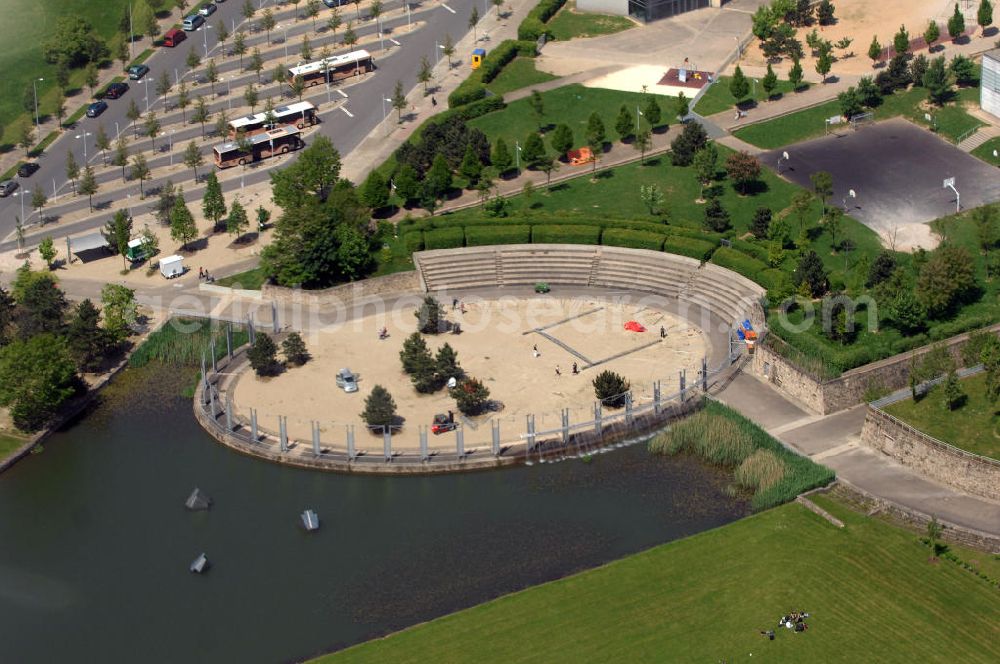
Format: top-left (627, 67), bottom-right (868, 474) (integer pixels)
top-left (760, 611), bottom-right (811, 640)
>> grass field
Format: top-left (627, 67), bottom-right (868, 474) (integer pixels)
top-left (972, 136), bottom-right (1000, 167)
top-left (0, 433), bottom-right (29, 460)
top-left (215, 266), bottom-right (269, 290)
top-left (470, 84), bottom-right (676, 160)
top-left (693, 75), bottom-right (807, 117)
top-left (316, 493), bottom-right (1000, 663)
top-left (734, 84), bottom-right (983, 150)
top-left (546, 2), bottom-right (635, 41)
top-left (0, 0), bottom-right (130, 150)
top-left (885, 372), bottom-right (1000, 461)
top-left (444, 143), bottom-right (882, 281)
top-left (485, 58), bottom-right (558, 96)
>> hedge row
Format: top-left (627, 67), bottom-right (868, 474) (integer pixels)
top-left (663, 236), bottom-right (717, 262)
top-left (398, 214), bottom-right (720, 240)
top-left (709, 247), bottom-right (769, 282)
top-left (465, 224), bottom-right (532, 246)
top-left (403, 224), bottom-right (721, 257)
top-left (517, 0), bottom-right (568, 41)
top-left (729, 238), bottom-right (770, 264)
top-left (449, 40), bottom-right (537, 108)
top-left (424, 227), bottom-right (465, 250)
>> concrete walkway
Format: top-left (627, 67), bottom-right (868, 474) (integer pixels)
top-left (717, 373), bottom-right (1000, 537)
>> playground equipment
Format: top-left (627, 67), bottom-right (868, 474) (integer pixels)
top-left (736, 319), bottom-right (757, 353)
top-left (471, 48), bottom-right (486, 69)
top-left (567, 147), bottom-right (594, 166)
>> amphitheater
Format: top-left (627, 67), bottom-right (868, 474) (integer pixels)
top-left (195, 245), bottom-right (767, 473)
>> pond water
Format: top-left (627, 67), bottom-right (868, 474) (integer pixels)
top-left (0, 366), bottom-right (747, 664)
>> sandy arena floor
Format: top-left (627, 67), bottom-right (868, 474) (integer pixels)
top-left (234, 296), bottom-right (709, 453)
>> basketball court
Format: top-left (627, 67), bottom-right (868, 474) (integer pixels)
top-left (762, 118), bottom-right (1000, 249)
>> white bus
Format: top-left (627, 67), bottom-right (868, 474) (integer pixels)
top-left (213, 126), bottom-right (303, 169)
top-left (287, 49), bottom-right (375, 88)
top-left (227, 101), bottom-right (318, 138)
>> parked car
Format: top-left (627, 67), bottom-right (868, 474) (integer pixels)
top-left (86, 101), bottom-right (108, 118)
top-left (322, 0), bottom-right (347, 6)
top-left (182, 14), bottom-right (205, 31)
top-left (17, 162), bottom-right (40, 178)
top-left (0, 180), bottom-right (19, 198)
top-left (335, 368), bottom-right (358, 393)
top-left (163, 28), bottom-right (187, 47)
top-left (199, 3), bottom-right (217, 16)
top-left (105, 81), bottom-right (129, 99)
top-left (127, 64), bottom-right (149, 80)
top-left (431, 413), bottom-right (457, 435)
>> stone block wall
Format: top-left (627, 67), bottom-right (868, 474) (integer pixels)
top-left (751, 324), bottom-right (1000, 414)
top-left (860, 406), bottom-right (1000, 503)
top-left (261, 271), bottom-right (421, 306)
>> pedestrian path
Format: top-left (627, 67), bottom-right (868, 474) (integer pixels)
top-left (717, 373), bottom-right (1000, 538)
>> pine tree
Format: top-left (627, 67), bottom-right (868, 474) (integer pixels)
top-left (414, 296), bottom-right (445, 334)
top-left (247, 333), bottom-right (281, 377)
top-left (751, 206), bottom-right (772, 239)
top-left (458, 143), bottom-right (482, 186)
top-left (360, 170), bottom-right (389, 210)
top-left (729, 65), bottom-right (750, 104)
top-left (78, 166), bottom-right (98, 212)
top-left (449, 376), bottom-right (490, 414)
top-left (424, 154), bottom-right (452, 200)
top-left (761, 63), bottom-right (778, 99)
top-left (789, 57), bottom-right (804, 88)
top-left (170, 188), bottom-right (198, 250)
top-left (948, 3), bottom-right (966, 40)
top-left (550, 124), bottom-right (574, 157)
top-left (614, 104), bottom-right (635, 142)
top-left (491, 138), bottom-right (513, 176)
top-left (434, 343), bottom-right (462, 384)
top-left (979, 0), bottom-right (994, 31)
top-left (868, 35), bottom-right (882, 67)
top-left (282, 331), bottom-right (310, 366)
top-left (394, 165), bottom-right (421, 204)
top-left (226, 198), bottom-right (249, 240)
top-left (643, 94), bottom-right (662, 129)
top-left (202, 172), bottom-right (227, 230)
top-left (592, 370), bottom-right (630, 408)
top-left (703, 197), bottom-right (731, 232)
top-left (400, 332), bottom-right (431, 374)
top-left (362, 384), bottom-right (397, 427)
top-left (521, 132), bottom-right (545, 169)
top-left (585, 112), bottom-right (606, 172)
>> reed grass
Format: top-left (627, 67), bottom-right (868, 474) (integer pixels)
top-left (130, 319), bottom-right (249, 368)
top-left (649, 400), bottom-right (834, 511)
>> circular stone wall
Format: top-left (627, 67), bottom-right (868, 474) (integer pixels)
top-left (232, 294), bottom-right (708, 455)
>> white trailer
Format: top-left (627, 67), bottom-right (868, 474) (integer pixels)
top-left (159, 254), bottom-right (185, 279)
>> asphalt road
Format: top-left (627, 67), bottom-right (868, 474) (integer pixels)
top-left (0, 0), bottom-right (479, 252)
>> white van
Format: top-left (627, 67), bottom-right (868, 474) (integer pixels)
top-left (159, 255), bottom-right (185, 279)
top-left (182, 14), bottom-right (205, 31)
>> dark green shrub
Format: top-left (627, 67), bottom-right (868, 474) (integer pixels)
top-left (729, 238), bottom-right (770, 263)
top-left (601, 228), bottom-right (665, 251)
top-left (423, 227), bottom-right (465, 250)
top-left (465, 225), bottom-right (531, 246)
top-left (517, 0), bottom-right (567, 40)
top-left (663, 236), bottom-right (717, 262)
top-left (531, 224), bottom-right (601, 244)
top-left (592, 369), bottom-right (630, 408)
top-left (403, 231), bottom-right (424, 253)
top-left (710, 247), bottom-right (769, 282)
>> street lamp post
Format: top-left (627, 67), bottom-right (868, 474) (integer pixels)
top-left (75, 131), bottom-right (92, 162)
top-left (515, 140), bottom-right (521, 172)
top-left (382, 97), bottom-right (392, 136)
top-left (143, 78), bottom-right (150, 112)
top-left (202, 24), bottom-right (213, 58)
top-left (32, 78), bottom-right (44, 129)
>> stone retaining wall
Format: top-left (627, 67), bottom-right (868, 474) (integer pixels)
top-left (752, 323), bottom-right (1000, 414)
top-left (261, 271), bottom-right (421, 306)
top-left (829, 482), bottom-right (1000, 554)
top-left (860, 406), bottom-right (1000, 503)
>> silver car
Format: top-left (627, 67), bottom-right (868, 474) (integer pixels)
top-left (336, 368), bottom-right (358, 393)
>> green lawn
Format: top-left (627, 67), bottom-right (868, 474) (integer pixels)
top-left (734, 85), bottom-right (983, 150)
top-left (0, 433), bottom-right (28, 460)
top-left (445, 143), bottom-right (882, 281)
top-left (469, 84), bottom-right (672, 159)
top-left (546, 2), bottom-right (635, 41)
top-left (316, 493), bottom-right (1000, 663)
top-left (485, 58), bottom-right (558, 97)
top-left (884, 372), bottom-right (1000, 461)
top-left (214, 266), bottom-right (269, 290)
top-left (972, 136), bottom-right (1000, 167)
top-left (0, 0), bottom-right (130, 150)
top-left (693, 76), bottom-right (808, 117)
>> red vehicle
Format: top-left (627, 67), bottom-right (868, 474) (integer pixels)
top-left (163, 28), bottom-right (187, 47)
top-left (431, 413), bottom-right (457, 435)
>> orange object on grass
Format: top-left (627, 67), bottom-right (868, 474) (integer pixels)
top-left (567, 147), bottom-right (594, 166)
